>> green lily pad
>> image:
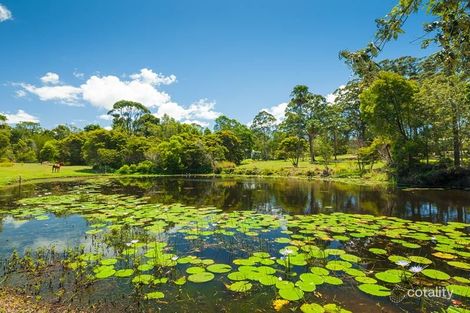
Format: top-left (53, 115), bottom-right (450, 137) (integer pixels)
top-left (174, 276), bottom-right (186, 285)
top-left (279, 287), bottom-right (304, 301)
top-left (355, 276), bottom-right (377, 284)
top-left (132, 274), bottom-right (154, 285)
top-left (115, 269), bottom-right (134, 277)
top-left (227, 281), bottom-right (252, 292)
top-left (227, 271), bottom-right (247, 281)
top-left (325, 260), bottom-right (352, 271)
top-left (300, 273), bottom-right (324, 285)
top-left (95, 267), bottom-right (115, 279)
top-left (300, 303), bottom-right (325, 313)
top-left (186, 266), bottom-right (205, 274)
top-left (310, 267), bottom-right (329, 276)
top-left (258, 274), bottom-right (279, 286)
top-left (421, 269), bottom-right (450, 280)
top-left (408, 256), bottom-right (432, 265)
top-left (448, 261), bottom-right (470, 270)
top-left (369, 248), bottom-right (387, 255)
top-left (358, 284), bottom-right (391, 297)
top-left (144, 291), bottom-right (164, 299)
top-left (375, 269), bottom-right (408, 283)
top-left (295, 280), bottom-right (316, 292)
top-left (323, 276), bottom-right (343, 285)
top-left (187, 272), bottom-right (215, 283)
top-left (447, 285), bottom-right (470, 298)
top-left (207, 263), bottom-right (232, 273)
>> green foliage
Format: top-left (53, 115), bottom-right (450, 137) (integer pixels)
top-left (278, 136), bottom-right (307, 167)
top-left (39, 140), bottom-right (59, 162)
top-left (107, 100), bottom-right (151, 134)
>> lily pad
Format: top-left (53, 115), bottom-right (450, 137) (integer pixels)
top-left (144, 291), bottom-right (164, 299)
top-left (358, 284), bottom-right (391, 297)
top-left (207, 263), bottom-right (232, 273)
top-left (227, 281), bottom-right (252, 292)
top-left (279, 287), bottom-right (304, 301)
top-left (421, 269), bottom-right (450, 280)
top-left (187, 272), bottom-right (215, 283)
top-left (115, 269), bottom-right (134, 277)
top-left (300, 303), bottom-right (325, 313)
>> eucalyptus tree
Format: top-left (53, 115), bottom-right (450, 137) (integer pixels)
top-left (107, 100), bottom-right (151, 134)
top-left (360, 71), bottom-right (421, 170)
top-left (416, 74), bottom-right (469, 167)
top-left (282, 85), bottom-right (327, 163)
top-left (250, 110), bottom-right (277, 160)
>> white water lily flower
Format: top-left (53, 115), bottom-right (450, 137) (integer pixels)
top-left (125, 242), bottom-right (132, 247)
top-left (171, 256), bottom-right (179, 261)
top-left (280, 248), bottom-right (293, 256)
top-left (396, 260), bottom-right (410, 267)
top-left (278, 277), bottom-right (283, 281)
top-left (409, 265), bottom-right (424, 273)
top-left (130, 239), bottom-right (139, 244)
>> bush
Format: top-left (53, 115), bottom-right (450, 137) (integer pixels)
top-left (116, 161), bottom-right (156, 175)
top-left (214, 161), bottom-right (236, 174)
top-left (116, 164), bottom-right (131, 174)
top-left (136, 160), bottom-right (155, 174)
top-left (240, 159), bottom-right (254, 165)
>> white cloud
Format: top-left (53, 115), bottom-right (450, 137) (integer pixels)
top-left (182, 120), bottom-right (209, 127)
top-left (98, 114), bottom-right (113, 121)
top-left (18, 68), bottom-right (220, 124)
top-left (15, 90), bottom-right (27, 98)
top-left (129, 68), bottom-right (176, 85)
top-left (20, 83), bottom-right (82, 105)
top-left (262, 102), bottom-right (287, 123)
top-left (0, 4), bottom-right (12, 22)
top-left (2, 110), bottom-right (39, 124)
top-left (80, 73), bottom-right (172, 110)
top-left (186, 99), bottom-right (220, 120)
top-left (325, 85), bottom-right (345, 104)
top-left (104, 126), bottom-right (112, 131)
top-left (40, 72), bottom-right (60, 85)
top-left (73, 70), bottom-right (85, 79)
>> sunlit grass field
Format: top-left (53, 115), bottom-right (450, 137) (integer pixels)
top-left (0, 163), bottom-right (95, 186)
top-left (234, 155), bottom-right (389, 184)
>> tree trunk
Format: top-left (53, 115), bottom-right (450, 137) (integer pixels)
top-left (308, 134), bottom-right (315, 163)
top-left (452, 114), bottom-right (461, 167)
top-left (333, 131), bottom-right (338, 161)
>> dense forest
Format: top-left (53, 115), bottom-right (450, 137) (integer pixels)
top-left (1, 0), bottom-right (469, 185)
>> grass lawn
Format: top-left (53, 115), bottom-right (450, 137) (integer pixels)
top-left (233, 155), bottom-right (389, 184)
top-left (0, 163), bottom-right (96, 186)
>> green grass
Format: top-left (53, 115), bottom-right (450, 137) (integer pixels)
top-left (231, 155), bottom-right (390, 185)
top-left (0, 163), bottom-right (97, 186)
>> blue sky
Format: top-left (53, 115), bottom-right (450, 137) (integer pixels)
top-left (0, 0), bottom-right (435, 129)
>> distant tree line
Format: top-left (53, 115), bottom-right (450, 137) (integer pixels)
top-left (0, 0), bottom-right (468, 183)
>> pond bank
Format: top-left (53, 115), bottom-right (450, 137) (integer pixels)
top-left (0, 288), bottom-right (83, 313)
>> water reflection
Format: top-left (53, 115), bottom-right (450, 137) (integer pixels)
top-left (109, 176), bottom-right (470, 223)
top-left (0, 176), bottom-right (469, 224)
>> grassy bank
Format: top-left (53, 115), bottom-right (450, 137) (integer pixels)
top-left (0, 163), bottom-right (97, 186)
top-left (0, 157), bottom-right (390, 188)
top-left (227, 156), bottom-right (390, 186)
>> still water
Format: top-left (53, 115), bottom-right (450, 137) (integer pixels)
top-left (0, 177), bottom-right (468, 313)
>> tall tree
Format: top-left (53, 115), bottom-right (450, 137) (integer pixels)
top-left (360, 71), bottom-right (421, 169)
top-left (107, 100), bottom-right (151, 134)
top-left (283, 85), bottom-right (327, 162)
top-left (250, 111), bottom-right (277, 160)
top-left (416, 74), bottom-right (469, 167)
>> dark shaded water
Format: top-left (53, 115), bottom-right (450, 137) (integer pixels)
top-left (0, 177), bottom-right (469, 313)
top-left (1, 176), bottom-right (469, 224)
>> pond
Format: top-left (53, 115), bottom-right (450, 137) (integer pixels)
top-left (0, 176), bottom-right (469, 312)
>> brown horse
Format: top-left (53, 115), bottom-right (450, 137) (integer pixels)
top-left (52, 163), bottom-right (63, 173)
